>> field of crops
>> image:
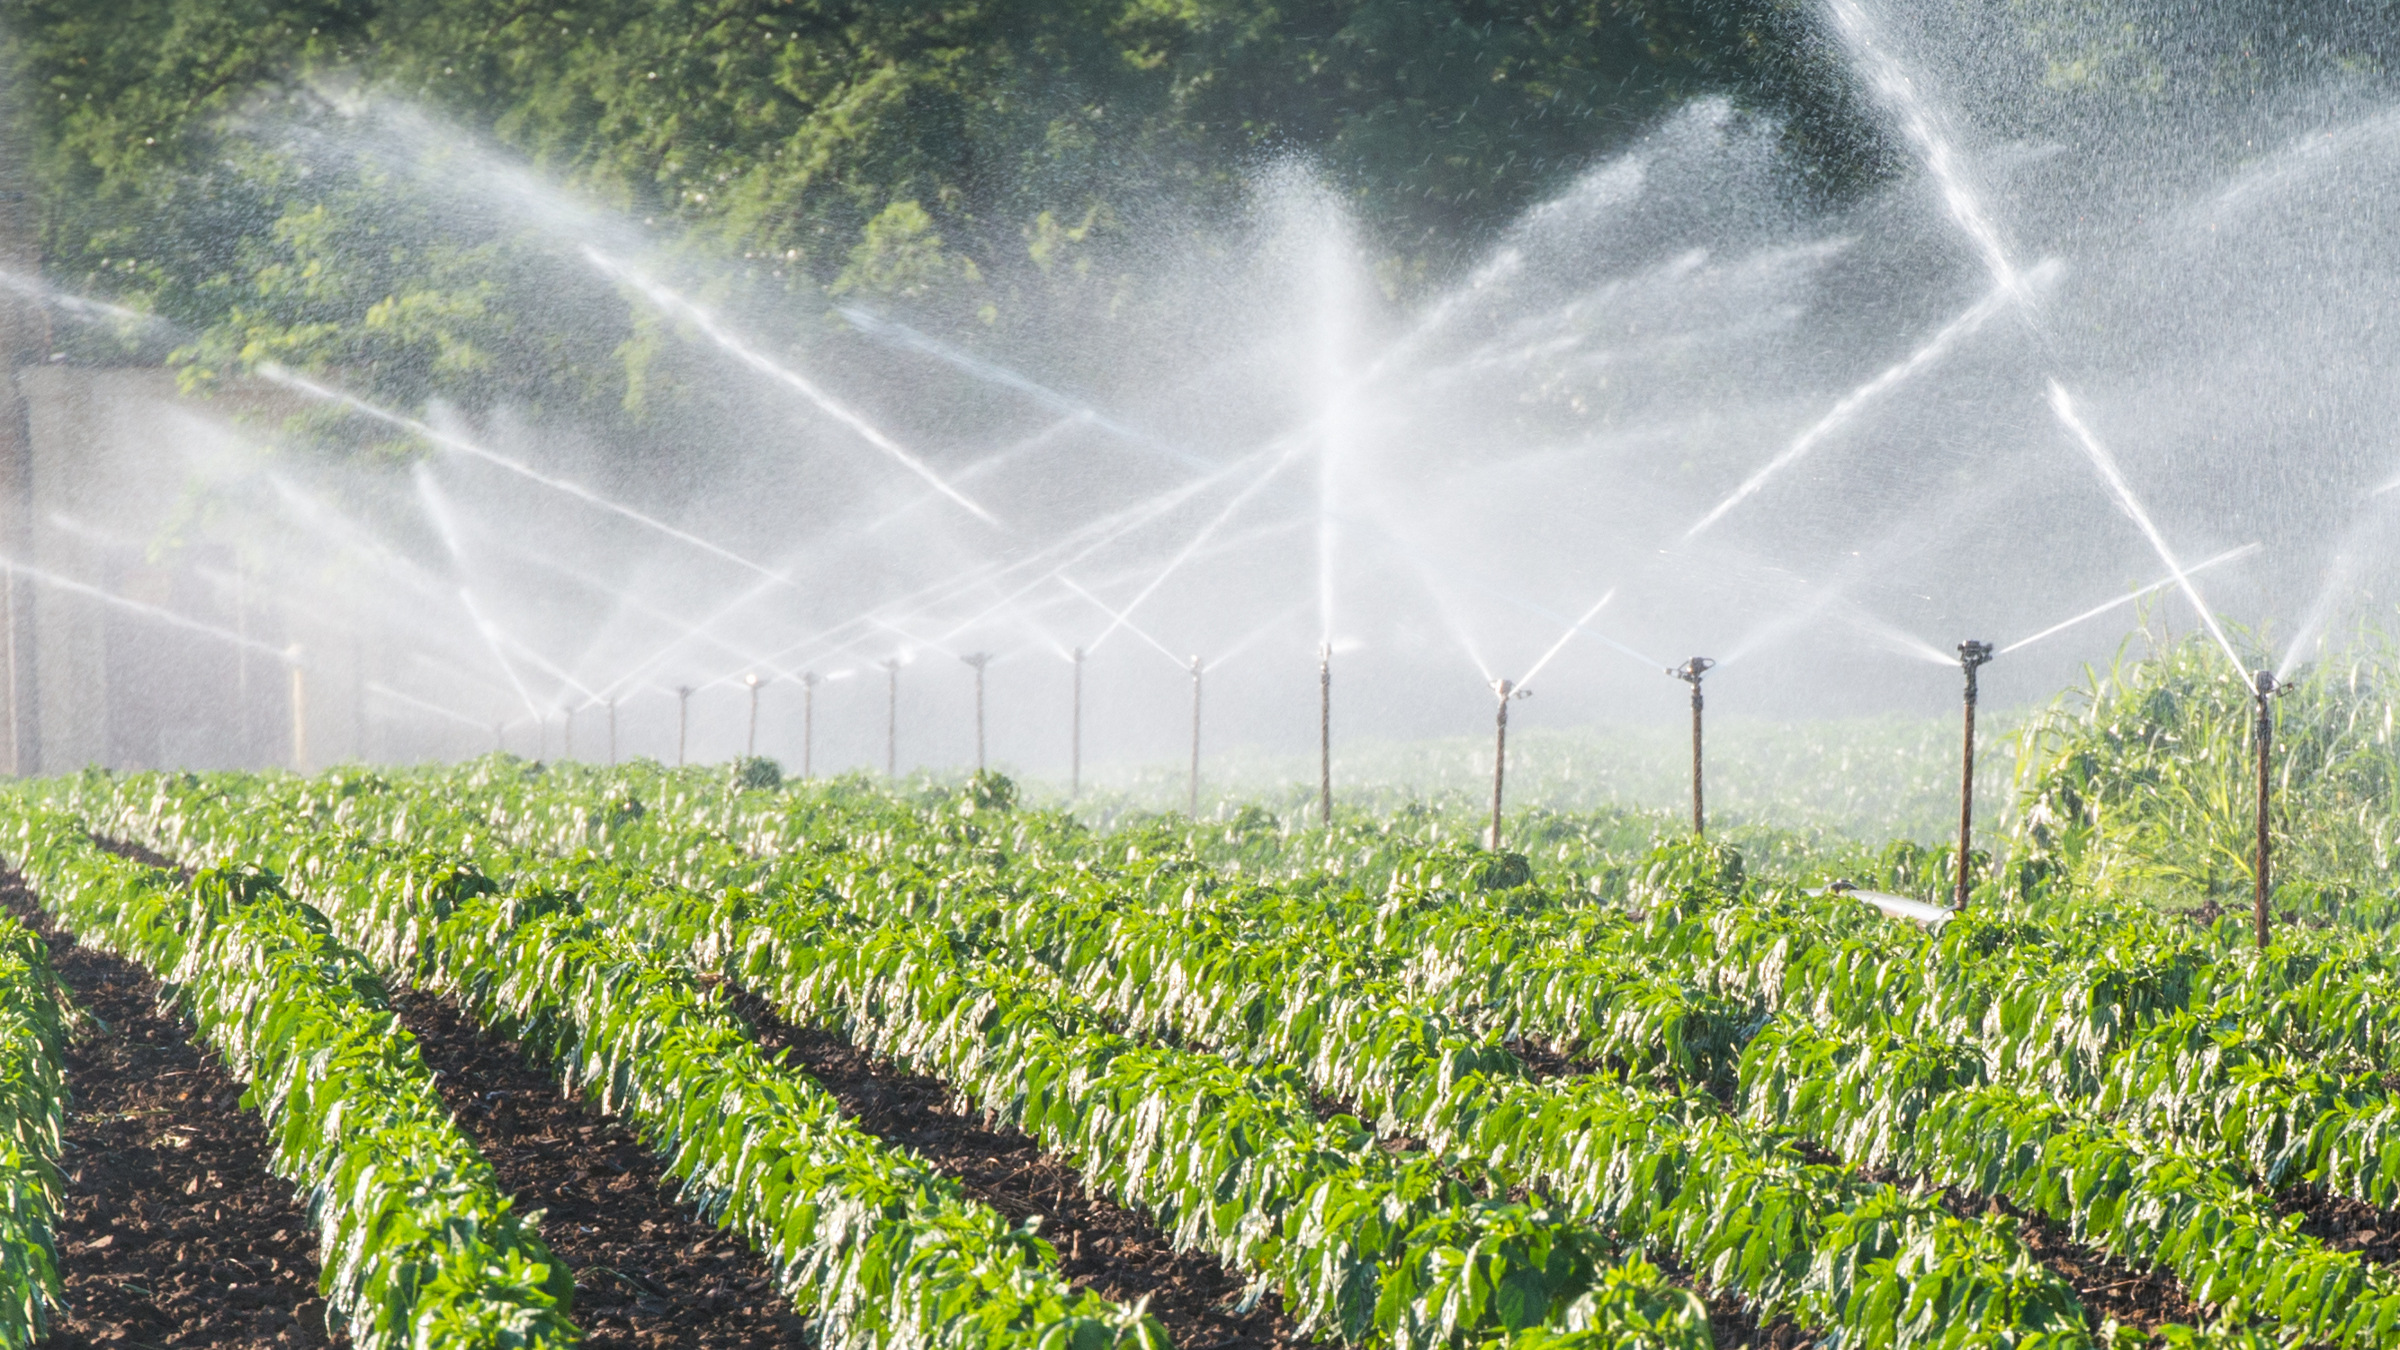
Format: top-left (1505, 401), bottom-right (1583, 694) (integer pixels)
top-left (1, 635), bottom-right (2399, 1348)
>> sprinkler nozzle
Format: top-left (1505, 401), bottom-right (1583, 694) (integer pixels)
top-left (1492, 677), bottom-right (1527, 701)
top-left (2253, 670), bottom-right (2279, 699)
top-left (1957, 640), bottom-right (1993, 669)
top-left (744, 672), bottom-right (763, 689)
top-left (1671, 657), bottom-right (1715, 685)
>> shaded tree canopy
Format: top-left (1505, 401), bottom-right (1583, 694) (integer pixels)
top-left (3, 0), bottom-right (2390, 436)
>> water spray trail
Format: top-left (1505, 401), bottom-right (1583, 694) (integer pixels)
top-left (2047, 381), bottom-right (2247, 676)
top-left (0, 269), bottom-right (165, 328)
top-left (455, 588), bottom-right (545, 721)
top-left (0, 556), bottom-right (293, 661)
top-left (1085, 442), bottom-right (1308, 653)
top-left (585, 249), bottom-right (997, 525)
top-left (1059, 577), bottom-right (1183, 668)
top-left (1209, 600), bottom-right (1314, 670)
top-left (2276, 520), bottom-right (2377, 681)
top-left (1823, 0), bottom-right (2024, 297)
top-left (2002, 542), bottom-right (2260, 656)
top-left (838, 305), bottom-right (1207, 473)
top-left (366, 680), bottom-right (494, 731)
top-left (1683, 265), bottom-right (2055, 540)
top-left (262, 363), bottom-right (794, 586)
top-left (1846, 608), bottom-right (1956, 667)
top-left (1517, 590), bottom-right (1618, 693)
top-left (703, 447), bottom-right (1258, 686)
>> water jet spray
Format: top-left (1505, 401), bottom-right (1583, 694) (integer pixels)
top-left (1954, 640), bottom-right (1993, 909)
top-left (1670, 658), bottom-right (1714, 834)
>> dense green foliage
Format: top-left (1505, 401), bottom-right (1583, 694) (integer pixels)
top-left (0, 911), bottom-right (64, 1349)
top-left (0, 800), bottom-right (577, 1350)
top-left (2014, 626), bottom-right (2400, 925)
top-left (3, 0), bottom-right (1864, 433)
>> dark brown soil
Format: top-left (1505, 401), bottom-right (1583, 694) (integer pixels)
top-left (1642, 1246), bottom-right (1816, 1350)
top-left (2280, 1184), bottom-right (2400, 1265)
top-left (722, 987), bottom-right (1315, 1350)
top-left (1787, 1143), bottom-right (2194, 1331)
top-left (1949, 1192), bottom-right (2198, 1330)
top-left (0, 871), bottom-right (346, 1350)
top-left (388, 990), bottom-right (805, 1350)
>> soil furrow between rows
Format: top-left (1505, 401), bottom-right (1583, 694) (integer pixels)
top-left (387, 989), bottom-right (805, 1349)
top-left (0, 870), bottom-right (342, 1350)
top-left (721, 986), bottom-right (1312, 1350)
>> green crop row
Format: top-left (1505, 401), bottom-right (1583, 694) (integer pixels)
top-left (433, 763), bottom-right (2390, 1347)
top-left (276, 765), bottom-right (2107, 1350)
top-left (114, 768), bottom-right (1719, 1350)
top-left (88, 783), bottom-right (1183, 1350)
top-left (0, 799), bottom-right (577, 1350)
top-left (0, 897), bottom-right (67, 1347)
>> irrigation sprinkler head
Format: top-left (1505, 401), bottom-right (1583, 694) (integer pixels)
top-left (1957, 640), bottom-right (1994, 671)
top-left (1671, 656), bottom-right (1715, 686)
top-left (2253, 670), bottom-right (2280, 700)
top-left (1491, 677), bottom-right (1527, 702)
top-left (744, 672), bottom-right (763, 690)
top-left (1071, 645), bottom-right (1085, 665)
top-left (801, 670), bottom-right (823, 688)
top-left (961, 652), bottom-right (991, 671)
top-left (677, 684), bottom-right (694, 701)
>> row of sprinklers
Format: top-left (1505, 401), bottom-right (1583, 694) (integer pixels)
top-left (523, 564), bottom-right (2291, 955)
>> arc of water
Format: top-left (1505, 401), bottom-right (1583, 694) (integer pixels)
top-left (1058, 577), bottom-right (1183, 668)
top-left (262, 363), bottom-right (796, 587)
top-left (1682, 264), bottom-right (2056, 541)
top-left (1085, 443), bottom-right (1311, 655)
top-left (453, 588), bottom-right (546, 721)
top-left (2002, 542), bottom-right (2262, 656)
top-left (1204, 599), bottom-right (1314, 671)
top-left (2047, 382), bottom-right (2246, 676)
top-left (365, 680), bottom-right (495, 731)
top-left (1823, 0), bottom-right (2024, 297)
top-left (1516, 589), bottom-right (1619, 693)
top-left (584, 249), bottom-right (997, 526)
top-left (0, 555), bottom-right (295, 661)
top-left (837, 305), bottom-right (1208, 473)
top-left (621, 439), bottom-right (1281, 700)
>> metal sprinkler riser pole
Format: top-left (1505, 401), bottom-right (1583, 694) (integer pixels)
top-left (962, 653), bottom-right (991, 773)
top-left (1188, 655), bottom-right (1204, 817)
top-left (1070, 647), bottom-right (1084, 800)
top-left (883, 659), bottom-right (901, 778)
top-left (1671, 658), bottom-right (1714, 835)
top-left (745, 673), bottom-right (763, 757)
top-left (2254, 669), bottom-right (2278, 950)
top-left (801, 672), bottom-right (821, 779)
top-left (1488, 678), bottom-right (1524, 852)
top-left (1319, 645), bottom-right (1334, 830)
top-left (676, 684), bottom-right (694, 767)
top-left (1956, 640), bottom-right (1993, 910)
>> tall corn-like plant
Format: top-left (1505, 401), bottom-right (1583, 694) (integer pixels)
top-left (2014, 620), bottom-right (2400, 921)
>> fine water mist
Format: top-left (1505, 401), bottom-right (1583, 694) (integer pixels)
top-left (18, 0), bottom-right (2400, 821)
